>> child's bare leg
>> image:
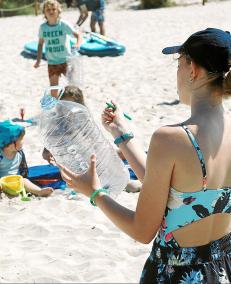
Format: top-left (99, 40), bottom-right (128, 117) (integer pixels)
top-left (49, 75), bottom-right (59, 98)
top-left (23, 178), bottom-right (53, 197)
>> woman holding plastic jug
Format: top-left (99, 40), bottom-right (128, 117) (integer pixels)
top-left (59, 28), bottom-right (231, 282)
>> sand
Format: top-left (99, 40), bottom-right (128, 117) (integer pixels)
top-left (0, 0), bottom-right (231, 282)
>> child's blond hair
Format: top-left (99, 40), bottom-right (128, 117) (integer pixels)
top-left (42, 0), bottom-right (62, 17)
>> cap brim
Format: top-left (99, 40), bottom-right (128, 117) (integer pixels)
top-left (162, 45), bottom-right (182, 54)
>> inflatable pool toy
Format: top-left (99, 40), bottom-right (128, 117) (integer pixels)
top-left (0, 175), bottom-right (31, 201)
top-left (23, 41), bottom-right (46, 59)
top-left (23, 33), bottom-right (125, 58)
top-left (78, 33), bottom-right (126, 57)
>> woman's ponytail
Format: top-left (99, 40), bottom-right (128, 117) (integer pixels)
top-left (223, 69), bottom-right (231, 95)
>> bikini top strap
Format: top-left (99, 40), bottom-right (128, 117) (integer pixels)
top-left (181, 125), bottom-right (207, 189)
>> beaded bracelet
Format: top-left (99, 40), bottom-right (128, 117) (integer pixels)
top-left (90, 188), bottom-right (108, 207)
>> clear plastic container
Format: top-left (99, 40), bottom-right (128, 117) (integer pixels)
top-left (39, 95), bottom-right (129, 197)
top-left (66, 48), bottom-right (84, 88)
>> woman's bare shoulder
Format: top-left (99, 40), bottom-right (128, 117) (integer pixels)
top-left (149, 124), bottom-right (189, 158)
top-left (152, 125), bottom-right (185, 144)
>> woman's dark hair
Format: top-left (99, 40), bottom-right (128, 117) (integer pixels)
top-left (182, 52), bottom-right (231, 95)
top-left (223, 69), bottom-right (231, 96)
top-left (61, 86), bottom-right (85, 105)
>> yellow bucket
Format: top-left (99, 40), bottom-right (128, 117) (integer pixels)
top-left (0, 175), bottom-right (23, 196)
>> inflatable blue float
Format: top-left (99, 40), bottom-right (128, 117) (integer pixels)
top-left (23, 40), bottom-right (46, 59)
top-left (23, 33), bottom-right (126, 58)
top-left (79, 33), bottom-right (126, 57)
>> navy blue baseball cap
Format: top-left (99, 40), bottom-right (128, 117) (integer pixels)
top-left (162, 28), bottom-right (231, 73)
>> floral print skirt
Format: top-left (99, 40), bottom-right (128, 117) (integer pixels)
top-left (140, 232), bottom-right (231, 283)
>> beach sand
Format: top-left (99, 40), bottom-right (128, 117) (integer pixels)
top-left (0, 0), bottom-right (231, 282)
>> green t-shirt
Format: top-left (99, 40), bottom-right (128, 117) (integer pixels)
top-left (39, 20), bottom-right (75, 65)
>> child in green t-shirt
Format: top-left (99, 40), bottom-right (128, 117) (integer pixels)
top-left (34, 0), bottom-right (82, 97)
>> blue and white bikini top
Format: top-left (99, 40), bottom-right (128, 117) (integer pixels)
top-left (159, 125), bottom-right (231, 247)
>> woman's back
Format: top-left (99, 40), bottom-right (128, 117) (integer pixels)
top-left (169, 114), bottom-right (231, 247)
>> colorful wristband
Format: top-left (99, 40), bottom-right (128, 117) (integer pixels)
top-left (114, 132), bottom-right (134, 145)
top-left (90, 188), bottom-right (108, 207)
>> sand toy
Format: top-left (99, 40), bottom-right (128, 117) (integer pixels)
top-left (0, 175), bottom-right (31, 201)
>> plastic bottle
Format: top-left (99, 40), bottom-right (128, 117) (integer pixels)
top-left (39, 95), bottom-right (129, 197)
top-left (66, 48), bottom-right (84, 88)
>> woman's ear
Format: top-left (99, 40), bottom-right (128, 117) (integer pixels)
top-left (189, 61), bottom-right (204, 82)
top-left (189, 61), bottom-right (198, 82)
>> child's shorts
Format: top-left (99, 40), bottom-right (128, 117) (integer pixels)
top-left (48, 63), bottom-right (67, 78)
top-left (91, 9), bottom-right (104, 23)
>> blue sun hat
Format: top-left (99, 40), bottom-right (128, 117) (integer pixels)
top-left (0, 120), bottom-right (25, 149)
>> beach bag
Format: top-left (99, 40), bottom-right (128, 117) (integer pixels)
top-left (28, 164), bottom-right (66, 189)
top-left (28, 159), bottom-right (137, 190)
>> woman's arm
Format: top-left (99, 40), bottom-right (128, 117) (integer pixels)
top-left (59, 127), bottom-right (175, 243)
top-left (112, 131), bottom-right (146, 182)
top-left (102, 102), bottom-right (146, 181)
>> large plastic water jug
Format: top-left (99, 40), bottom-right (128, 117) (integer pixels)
top-left (39, 95), bottom-right (129, 197)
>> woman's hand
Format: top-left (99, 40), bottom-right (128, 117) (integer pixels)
top-left (101, 101), bottom-right (129, 137)
top-left (58, 154), bottom-right (101, 197)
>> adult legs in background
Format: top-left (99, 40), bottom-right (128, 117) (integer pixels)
top-left (90, 18), bottom-right (97, 33)
top-left (65, 0), bottom-right (72, 8)
top-left (91, 10), bottom-right (105, 35)
top-left (99, 21), bottom-right (105, 36)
